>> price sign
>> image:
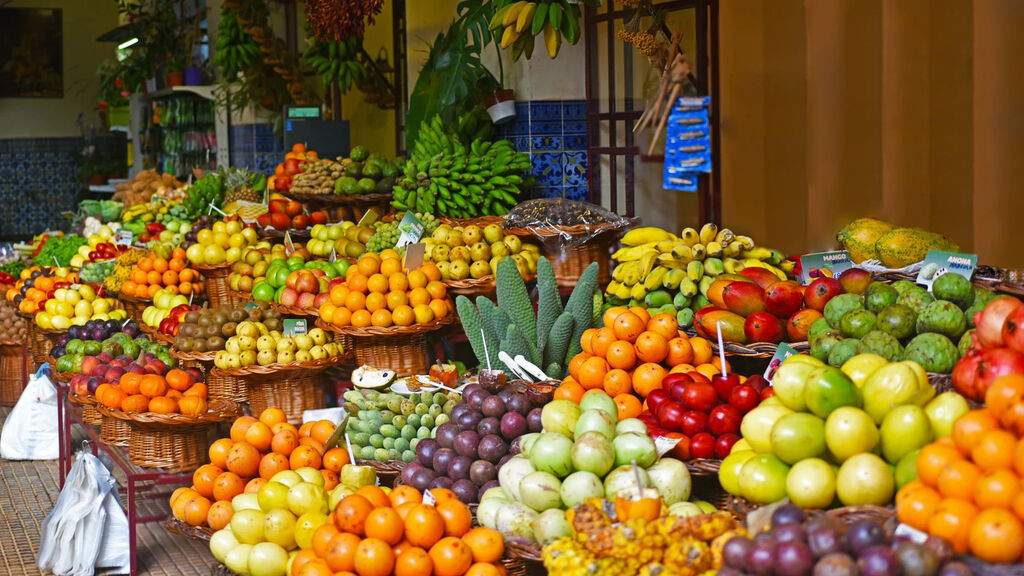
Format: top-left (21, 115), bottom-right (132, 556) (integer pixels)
top-left (404, 243), bottom-right (426, 270)
top-left (916, 250), bottom-right (978, 290)
top-left (284, 319), bottom-right (308, 337)
top-left (654, 435), bottom-right (682, 456)
top-left (358, 208), bottom-right (380, 227)
top-left (284, 231), bottom-right (295, 255)
top-left (115, 229), bottom-right (134, 246)
top-left (763, 342), bottom-right (801, 383)
top-left (797, 251), bottom-right (853, 285)
top-left (395, 212), bottom-right (425, 248)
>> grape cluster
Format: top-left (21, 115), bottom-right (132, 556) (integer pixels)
top-left (365, 212), bottom-right (441, 253)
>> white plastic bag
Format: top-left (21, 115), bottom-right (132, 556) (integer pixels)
top-left (96, 467), bottom-right (131, 573)
top-left (1, 363), bottom-right (59, 460)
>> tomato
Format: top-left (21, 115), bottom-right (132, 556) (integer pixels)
top-left (708, 404), bottom-right (742, 436)
top-left (715, 433), bottom-right (740, 458)
top-left (655, 401), bottom-right (687, 432)
top-left (728, 384), bottom-right (761, 414)
top-left (690, 432), bottom-right (716, 459)
top-left (645, 389), bottom-right (671, 415)
top-left (681, 382), bottom-right (718, 412)
top-left (681, 410), bottom-right (709, 436)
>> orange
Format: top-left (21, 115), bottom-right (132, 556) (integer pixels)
top-left (345, 291), bottom-right (367, 312)
top-left (365, 292), bottom-right (387, 313)
top-left (632, 362), bottom-right (667, 397)
top-left (404, 504), bottom-right (445, 548)
top-left (426, 281), bottom-right (447, 300)
top-left (308, 419), bottom-right (336, 445)
top-left (290, 445), bottom-right (323, 470)
top-left (137, 257), bottom-right (153, 272)
top-left (291, 550), bottom-right (320, 576)
top-left (392, 305), bottom-right (415, 326)
top-left (606, 341), bottom-right (637, 370)
top-left (355, 485), bottom-right (392, 509)
top-left (929, 498), bottom-right (979, 554)
top-left (428, 299), bottom-right (449, 320)
top-left (429, 489), bottom-right (459, 507)
top-left (394, 502), bottom-right (418, 521)
top-left (230, 416), bottom-right (258, 443)
top-left (647, 313), bottom-right (679, 340)
top-left (367, 273), bottom-right (389, 294)
top-left (148, 395), bottom-right (177, 414)
top-left (380, 258), bottom-right (403, 277)
top-left (193, 464), bottom-right (224, 498)
top-left (260, 452), bottom-right (291, 480)
top-left (603, 306), bottom-right (628, 328)
top-left (986, 374), bottom-right (1024, 421)
top-left (976, 469), bottom-right (1022, 509)
top-left (1017, 438), bottom-right (1024, 478)
top-left (333, 495), bottom-right (375, 535)
top-left (323, 447), bottom-right (351, 473)
top-left (212, 471), bottom-right (245, 502)
top-left (365, 507), bottom-right (405, 545)
top-left (580, 328), bottom-right (598, 355)
top-left (183, 495), bottom-right (212, 526)
top-left (354, 538), bottom-right (396, 576)
top-left (568, 352), bottom-right (590, 381)
top-left (665, 337), bottom-right (694, 367)
top-left (407, 270), bottom-right (428, 289)
top-left (895, 482), bottom-right (942, 531)
top-left (969, 508), bottom-right (1024, 563)
top-left (171, 487), bottom-right (199, 520)
top-left (464, 564), bottom-right (502, 576)
top-left (207, 500), bottom-right (233, 530)
top-left (578, 356), bottom-right (610, 390)
top-left (245, 421), bottom-right (274, 452)
top-left (271, 430), bottom-right (300, 456)
top-left (612, 312), bottom-right (645, 343)
top-left (387, 291), bottom-right (409, 311)
top-left (312, 524), bottom-right (341, 558)
top-left (209, 438), bottom-right (234, 469)
top-left (937, 459), bottom-right (982, 501)
top-left (165, 369), bottom-right (193, 391)
top-left (357, 257), bottom-right (381, 277)
top-left (436, 501), bottom-right (472, 537)
top-left (461, 527), bottom-right (504, 563)
top-left (347, 272), bottom-right (368, 294)
top-left (300, 437), bottom-right (325, 452)
top-left (420, 262), bottom-right (442, 282)
top-left (1013, 491), bottom-right (1024, 522)
top-left (389, 273), bottom-right (409, 292)
top-left (917, 442), bottom-right (964, 488)
top-left (614, 393), bottom-right (643, 420)
top-left (394, 547), bottom-right (432, 576)
top-left (690, 337), bottom-right (713, 365)
top-left (953, 409), bottom-right (1001, 456)
top-left (273, 422), bottom-right (299, 436)
top-left (590, 327), bottom-right (618, 358)
top-left (321, 469), bottom-right (339, 491)
top-left (139, 374), bottom-right (167, 398)
top-left (332, 307), bottom-right (353, 327)
top-left (245, 478), bottom-right (267, 494)
top-left (602, 369), bottom-right (633, 397)
top-left (554, 378), bottom-right (585, 403)
top-left (428, 537), bottom-right (473, 576)
top-left (973, 429), bottom-right (1018, 472)
top-left (408, 287), bottom-right (431, 307)
top-left (324, 532), bottom-right (361, 572)
top-left (635, 331), bottom-right (669, 363)
top-left (351, 310), bottom-right (372, 328)
top-left (330, 284), bottom-right (351, 307)
top-left (388, 485), bottom-right (423, 507)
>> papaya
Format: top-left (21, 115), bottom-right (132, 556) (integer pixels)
top-left (837, 217), bottom-right (894, 263)
top-left (875, 227), bottom-right (959, 268)
top-left (696, 310), bottom-right (747, 344)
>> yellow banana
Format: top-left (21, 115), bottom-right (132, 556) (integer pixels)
top-left (517, 3), bottom-right (537, 33)
top-left (767, 248), bottom-right (786, 265)
top-left (644, 266), bottom-right (669, 290)
top-left (735, 235), bottom-right (755, 250)
top-left (612, 261), bottom-right (637, 282)
top-left (657, 254), bottom-right (692, 269)
top-left (501, 26), bottom-right (520, 48)
top-left (621, 226), bottom-right (675, 246)
top-left (715, 228), bottom-right (735, 245)
top-left (613, 282), bottom-right (631, 300)
top-left (503, 1), bottom-right (527, 27)
top-left (691, 243), bottom-right (707, 261)
top-left (612, 242), bottom-right (659, 261)
top-left (630, 282), bottom-right (648, 301)
top-left (724, 242), bottom-right (743, 258)
top-left (637, 249), bottom-right (660, 281)
top-left (706, 241), bottom-right (724, 258)
top-left (699, 223), bottom-right (719, 245)
top-left (606, 280), bottom-right (622, 294)
top-left (742, 259), bottom-right (788, 281)
top-left (670, 244), bottom-right (693, 261)
top-left (723, 257), bottom-right (741, 275)
top-left (681, 227), bottom-right (700, 246)
top-left (740, 247), bottom-right (773, 261)
top-left (655, 239), bottom-right (684, 253)
top-left (780, 260), bottom-right (797, 274)
top-left (687, 260), bottom-right (704, 282)
top-left (543, 22), bottom-right (561, 58)
top-left (622, 263), bottom-right (643, 286)
top-left (678, 276), bottom-right (698, 298)
top-left (663, 269), bottom-right (687, 290)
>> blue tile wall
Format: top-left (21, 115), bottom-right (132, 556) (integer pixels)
top-left (0, 138), bottom-right (81, 238)
top-left (495, 99), bottom-right (588, 200)
top-left (229, 123), bottom-right (284, 175)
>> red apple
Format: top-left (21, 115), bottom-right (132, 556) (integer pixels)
top-left (310, 211), bottom-right (328, 225)
top-left (765, 281), bottom-right (805, 319)
top-left (279, 287), bottom-right (299, 306)
top-left (295, 271), bottom-right (319, 294)
top-left (708, 404), bottom-right (742, 435)
top-left (656, 401), bottom-right (687, 432)
top-left (291, 214), bottom-right (310, 229)
top-left (269, 199), bottom-right (288, 214)
top-left (184, 367), bottom-right (204, 383)
top-left (804, 277), bottom-right (843, 311)
top-left (328, 277), bottom-right (346, 289)
top-left (681, 411), bottom-right (709, 436)
top-left (744, 311), bottom-right (786, 343)
top-left (285, 270), bottom-right (300, 290)
top-left (690, 433), bottom-right (716, 459)
top-left (645, 389), bottom-right (671, 414)
top-left (681, 382), bottom-right (718, 412)
top-left (715, 433), bottom-right (741, 458)
top-left (313, 292), bottom-right (329, 307)
top-left (284, 201), bottom-right (302, 217)
top-left (297, 292), bottom-right (316, 308)
top-left (728, 384), bottom-right (761, 413)
top-left (270, 212), bottom-right (291, 230)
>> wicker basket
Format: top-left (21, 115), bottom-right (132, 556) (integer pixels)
top-left (139, 323), bottom-right (175, 345)
top-left (439, 216), bottom-right (504, 228)
top-left (316, 315), bottom-right (455, 377)
top-left (117, 292), bottom-right (150, 325)
top-left (270, 302), bottom-right (319, 318)
top-left (207, 369), bottom-right (250, 404)
top-left (687, 458), bottom-right (723, 477)
top-left (100, 411), bottom-right (131, 447)
top-left (193, 263), bottom-right (232, 309)
top-left (0, 342), bottom-right (27, 406)
top-left (728, 496), bottom-right (895, 525)
top-left (443, 273), bottom-right (536, 299)
top-left (96, 398), bottom-right (240, 471)
top-left (68, 391), bottom-right (102, 426)
top-left (503, 223), bottom-right (622, 288)
top-left (225, 289), bottom-right (252, 308)
top-left (355, 459), bottom-right (407, 487)
top-left (708, 339), bottom-right (810, 359)
top-left (164, 516), bottom-right (213, 542)
top-left (209, 356), bottom-right (343, 424)
top-left (257, 227), bottom-right (311, 241)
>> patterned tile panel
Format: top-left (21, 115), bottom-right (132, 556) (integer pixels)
top-left (494, 99), bottom-right (589, 200)
top-left (0, 138), bottom-right (82, 238)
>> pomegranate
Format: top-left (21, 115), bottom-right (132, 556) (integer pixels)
top-left (955, 347), bottom-right (1024, 401)
top-left (952, 353), bottom-right (982, 400)
top-left (1002, 306), bottom-right (1024, 353)
top-left (975, 297), bottom-right (1024, 349)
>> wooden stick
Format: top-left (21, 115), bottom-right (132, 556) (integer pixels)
top-left (648, 82), bottom-right (682, 155)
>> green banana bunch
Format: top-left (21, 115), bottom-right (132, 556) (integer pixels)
top-left (393, 114), bottom-right (532, 218)
top-left (489, 0), bottom-right (587, 60)
top-left (303, 34), bottom-right (367, 92)
top-left (215, 6), bottom-right (261, 78)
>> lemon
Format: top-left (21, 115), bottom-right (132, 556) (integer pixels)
top-left (36, 312), bottom-right (53, 329)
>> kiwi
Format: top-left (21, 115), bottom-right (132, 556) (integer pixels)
top-left (198, 315), bottom-right (212, 327)
top-left (212, 312), bottom-right (228, 325)
top-left (221, 322), bottom-right (237, 337)
top-left (192, 339), bottom-right (208, 352)
top-left (229, 309), bottom-right (246, 322)
top-left (204, 324), bottom-right (220, 338)
top-left (178, 339), bottom-right (193, 352)
top-left (248, 308), bottom-right (264, 321)
top-left (264, 318), bottom-right (282, 332)
top-left (207, 336), bottom-right (225, 350)
top-left (184, 311), bottom-right (200, 323)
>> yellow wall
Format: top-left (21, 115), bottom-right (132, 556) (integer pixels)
top-left (0, 0), bottom-right (118, 139)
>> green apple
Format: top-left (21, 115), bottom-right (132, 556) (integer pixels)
top-left (825, 407), bottom-right (879, 462)
top-left (836, 453), bottom-right (895, 506)
top-left (841, 353), bottom-right (891, 388)
top-left (895, 449), bottom-right (921, 489)
top-left (804, 366), bottom-right (862, 418)
top-left (719, 450), bottom-right (756, 496)
top-left (880, 405), bottom-right (933, 464)
top-left (739, 454), bottom-right (791, 505)
top-left (925, 392), bottom-right (971, 438)
top-left (770, 412), bottom-right (827, 464)
top-left (862, 362), bottom-right (935, 424)
top-left (771, 361), bottom-right (818, 411)
top-left (740, 404), bottom-right (794, 454)
top-left (786, 458), bottom-right (836, 509)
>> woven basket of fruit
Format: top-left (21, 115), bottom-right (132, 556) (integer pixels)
top-left (209, 356), bottom-right (344, 424)
top-left (443, 273), bottom-right (537, 299)
top-left (439, 215), bottom-right (505, 228)
top-left (224, 288), bottom-right (252, 308)
top-left (269, 302), bottom-right (319, 318)
top-left (709, 339), bottom-right (810, 359)
top-left (116, 292), bottom-right (149, 324)
top-left (96, 398), bottom-right (241, 471)
top-left (727, 496), bottom-right (895, 525)
top-left (355, 458), bottom-right (407, 486)
top-left (316, 315), bottom-right (456, 377)
top-left (256, 226), bottom-right (312, 241)
top-left (139, 323), bottom-right (174, 345)
top-left (67, 391), bottom-right (102, 426)
top-left (0, 342), bottom-right (27, 406)
top-left (192, 262), bottom-right (232, 308)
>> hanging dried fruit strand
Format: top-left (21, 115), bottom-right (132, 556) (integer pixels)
top-left (616, 29), bottom-right (658, 57)
top-left (305, 0), bottom-right (384, 43)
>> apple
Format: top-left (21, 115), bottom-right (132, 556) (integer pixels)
top-left (879, 405), bottom-right (933, 465)
top-left (803, 366), bottom-right (861, 418)
top-left (824, 406), bottom-right (879, 462)
top-left (836, 453), bottom-right (894, 506)
top-left (224, 544), bottom-right (254, 576)
top-left (738, 453), bottom-right (791, 505)
top-left (785, 458), bottom-right (837, 509)
top-left (210, 529), bottom-right (240, 563)
top-left (718, 450), bottom-right (756, 496)
top-left (248, 541), bottom-right (290, 576)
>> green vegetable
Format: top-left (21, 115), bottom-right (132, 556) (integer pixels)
top-left (35, 235), bottom-right (88, 267)
top-left (183, 172), bottom-right (225, 219)
top-left (0, 260), bottom-right (27, 278)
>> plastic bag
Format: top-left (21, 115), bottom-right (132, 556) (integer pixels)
top-left (502, 199), bottom-right (637, 249)
top-left (38, 450), bottom-right (126, 576)
top-left (1, 363), bottom-right (59, 460)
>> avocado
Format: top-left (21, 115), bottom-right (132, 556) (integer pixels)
top-left (350, 145), bottom-right (370, 162)
top-left (824, 293), bottom-right (865, 329)
top-left (904, 333), bottom-right (960, 373)
top-left (932, 273), bottom-right (974, 310)
top-left (917, 300), bottom-right (967, 341)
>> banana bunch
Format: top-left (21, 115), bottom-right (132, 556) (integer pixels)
top-left (393, 115), bottom-right (532, 218)
top-left (214, 6), bottom-right (261, 79)
top-left (303, 34), bottom-right (367, 92)
top-left (489, 0), bottom-right (585, 60)
top-left (606, 223), bottom-right (794, 327)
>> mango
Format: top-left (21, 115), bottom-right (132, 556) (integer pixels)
top-left (697, 310), bottom-right (747, 343)
top-left (723, 282), bottom-right (767, 317)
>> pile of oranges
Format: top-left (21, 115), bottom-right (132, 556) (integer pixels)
top-left (7, 268), bottom-right (81, 315)
top-left (318, 251), bottom-right (453, 329)
top-left (293, 485), bottom-right (506, 576)
top-left (556, 306), bottom-right (730, 421)
top-left (895, 374), bottom-right (1024, 564)
top-left (121, 248), bottom-right (205, 299)
top-left (97, 368), bottom-right (209, 416)
top-left (171, 409), bottom-right (349, 529)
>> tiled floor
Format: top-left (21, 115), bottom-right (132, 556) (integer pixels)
top-left (0, 407), bottom-right (216, 575)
